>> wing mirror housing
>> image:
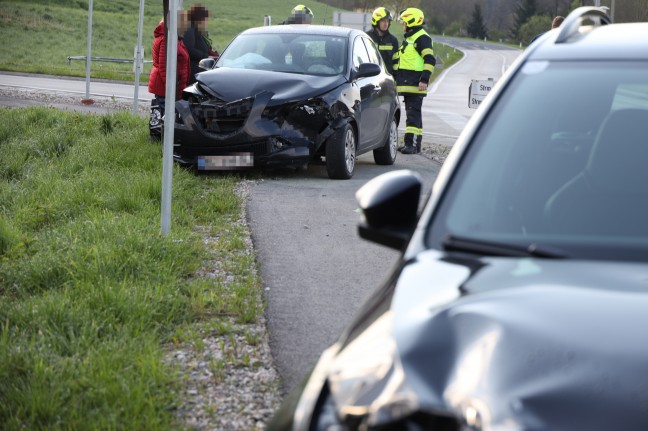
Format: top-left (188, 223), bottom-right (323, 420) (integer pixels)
top-left (352, 62), bottom-right (381, 80)
top-left (198, 57), bottom-right (216, 71)
top-left (355, 170), bottom-right (422, 250)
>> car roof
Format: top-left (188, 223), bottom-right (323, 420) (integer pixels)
top-left (238, 24), bottom-right (360, 38)
top-left (528, 19), bottom-right (648, 62)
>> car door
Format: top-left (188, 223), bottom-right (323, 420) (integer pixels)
top-left (352, 36), bottom-right (389, 150)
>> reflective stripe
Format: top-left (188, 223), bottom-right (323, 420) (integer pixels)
top-left (421, 48), bottom-right (434, 57)
top-left (424, 64), bottom-right (435, 73)
top-left (405, 126), bottom-right (423, 135)
top-left (378, 44), bottom-right (394, 51)
top-left (397, 85), bottom-right (427, 95)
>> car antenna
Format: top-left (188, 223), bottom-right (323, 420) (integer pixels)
top-left (321, 4), bottom-right (328, 24)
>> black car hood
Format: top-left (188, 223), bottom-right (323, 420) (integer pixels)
top-left (339, 250), bottom-right (648, 429)
top-left (195, 67), bottom-right (347, 103)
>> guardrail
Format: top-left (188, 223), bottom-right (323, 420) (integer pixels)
top-left (67, 56), bottom-right (152, 66)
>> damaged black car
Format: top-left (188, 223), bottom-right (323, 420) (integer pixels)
top-left (173, 25), bottom-right (400, 179)
top-left (267, 8), bottom-right (648, 431)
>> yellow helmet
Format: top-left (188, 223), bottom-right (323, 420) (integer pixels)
top-left (400, 7), bottom-right (424, 28)
top-left (371, 7), bottom-right (392, 26)
top-left (292, 5), bottom-right (313, 18)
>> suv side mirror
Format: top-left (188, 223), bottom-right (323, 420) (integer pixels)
top-left (356, 170), bottom-right (422, 250)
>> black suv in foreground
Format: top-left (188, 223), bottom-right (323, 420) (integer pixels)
top-left (268, 8), bottom-right (648, 431)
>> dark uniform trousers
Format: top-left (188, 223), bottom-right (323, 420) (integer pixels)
top-left (403, 95), bottom-right (424, 151)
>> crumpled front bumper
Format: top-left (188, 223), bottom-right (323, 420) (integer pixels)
top-left (172, 91), bottom-right (334, 169)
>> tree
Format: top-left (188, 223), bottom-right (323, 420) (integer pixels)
top-left (467, 3), bottom-right (489, 39)
top-left (518, 14), bottom-right (552, 44)
top-left (511, 0), bottom-right (537, 40)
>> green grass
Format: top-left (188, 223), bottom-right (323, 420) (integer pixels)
top-left (431, 41), bottom-right (463, 80)
top-left (0, 1), bottom-right (465, 83)
top-left (0, 0), bottom-right (345, 81)
top-left (0, 107), bottom-right (263, 429)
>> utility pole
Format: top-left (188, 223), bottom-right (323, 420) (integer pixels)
top-left (161, 0), bottom-right (179, 235)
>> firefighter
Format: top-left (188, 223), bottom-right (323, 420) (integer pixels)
top-left (393, 8), bottom-right (436, 154)
top-left (282, 5), bottom-right (314, 24)
top-left (366, 7), bottom-right (399, 75)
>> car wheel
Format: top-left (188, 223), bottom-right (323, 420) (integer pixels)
top-left (373, 116), bottom-right (398, 165)
top-left (326, 123), bottom-right (356, 180)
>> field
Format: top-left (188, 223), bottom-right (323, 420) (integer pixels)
top-left (0, 0), bottom-right (460, 82)
top-left (0, 0), bottom-right (345, 81)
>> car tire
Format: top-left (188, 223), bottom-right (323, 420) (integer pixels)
top-left (326, 123), bottom-right (356, 180)
top-left (373, 116), bottom-right (398, 165)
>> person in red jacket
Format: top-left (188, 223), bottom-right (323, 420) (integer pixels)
top-left (148, 15), bottom-right (190, 141)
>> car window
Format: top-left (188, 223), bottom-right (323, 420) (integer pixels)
top-left (352, 36), bottom-right (371, 69)
top-left (361, 37), bottom-right (381, 66)
top-left (217, 33), bottom-right (347, 76)
top-left (429, 60), bottom-right (648, 262)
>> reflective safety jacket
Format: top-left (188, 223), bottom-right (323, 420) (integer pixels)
top-left (393, 26), bottom-right (436, 95)
top-left (366, 28), bottom-right (399, 75)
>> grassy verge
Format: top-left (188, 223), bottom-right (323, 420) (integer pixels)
top-left (0, 107), bottom-right (265, 429)
top-left (431, 41), bottom-right (464, 80)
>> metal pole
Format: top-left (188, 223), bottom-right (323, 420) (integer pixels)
top-left (161, 0), bottom-right (178, 235)
top-left (84, 0), bottom-right (93, 101)
top-left (134, 0), bottom-right (145, 114)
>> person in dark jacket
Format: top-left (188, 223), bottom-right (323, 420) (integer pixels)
top-left (366, 7), bottom-right (399, 75)
top-left (393, 7), bottom-right (436, 154)
top-left (183, 4), bottom-right (218, 84)
top-left (148, 16), bottom-right (190, 141)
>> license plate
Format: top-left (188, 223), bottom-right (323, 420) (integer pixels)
top-left (196, 153), bottom-right (253, 171)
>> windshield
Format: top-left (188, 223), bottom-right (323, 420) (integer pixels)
top-left (216, 33), bottom-right (347, 76)
top-left (429, 61), bottom-right (648, 262)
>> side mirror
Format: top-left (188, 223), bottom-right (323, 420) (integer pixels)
top-left (198, 57), bottom-right (216, 71)
top-left (352, 62), bottom-right (381, 80)
top-left (355, 170), bottom-right (422, 250)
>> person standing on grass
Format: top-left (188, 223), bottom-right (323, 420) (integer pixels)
top-left (148, 12), bottom-right (191, 142)
top-left (183, 4), bottom-right (219, 84)
top-left (393, 7), bottom-right (436, 155)
top-left (366, 7), bottom-right (399, 76)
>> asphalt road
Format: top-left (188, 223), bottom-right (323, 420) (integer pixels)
top-left (0, 38), bottom-right (521, 395)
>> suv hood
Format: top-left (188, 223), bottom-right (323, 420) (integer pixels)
top-left (334, 251), bottom-right (648, 429)
top-left (195, 67), bottom-right (346, 103)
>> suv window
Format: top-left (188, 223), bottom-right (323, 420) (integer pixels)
top-left (429, 60), bottom-right (648, 261)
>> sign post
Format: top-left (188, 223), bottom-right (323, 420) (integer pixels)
top-left (133, 0), bottom-right (145, 114)
top-left (82, 0), bottom-right (94, 104)
top-left (161, 0), bottom-right (179, 235)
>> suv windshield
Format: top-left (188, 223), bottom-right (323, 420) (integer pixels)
top-left (216, 33), bottom-right (347, 76)
top-left (430, 60), bottom-right (648, 262)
